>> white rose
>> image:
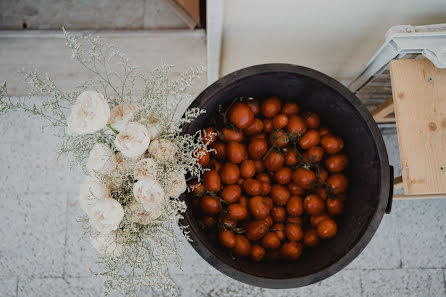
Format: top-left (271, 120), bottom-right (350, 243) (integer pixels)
top-left (126, 199), bottom-right (155, 225)
top-left (133, 158), bottom-right (157, 180)
top-left (149, 139), bottom-right (177, 161)
top-left (167, 171), bottom-right (187, 198)
top-left (133, 177), bottom-right (165, 220)
top-left (79, 178), bottom-right (111, 216)
top-left (87, 143), bottom-right (117, 178)
top-left (67, 90), bottom-right (110, 135)
top-left (90, 231), bottom-right (123, 256)
top-left (108, 103), bottom-right (138, 132)
top-left (114, 122), bottom-right (151, 158)
top-left (90, 198), bottom-right (124, 232)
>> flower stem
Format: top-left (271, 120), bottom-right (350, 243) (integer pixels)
top-left (106, 124), bottom-right (119, 135)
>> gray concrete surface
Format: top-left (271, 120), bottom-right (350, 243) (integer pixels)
top-left (0, 111), bottom-right (445, 297)
top-left (0, 0), bottom-right (187, 30)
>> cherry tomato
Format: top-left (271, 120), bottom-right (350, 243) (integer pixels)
top-left (203, 169), bottom-right (221, 192)
top-left (254, 160), bottom-right (265, 173)
top-left (251, 244), bottom-right (266, 262)
top-left (287, 115), bottom-right (307, 135)
top-left (261, 96), bottom-right (282, 118)
top-left (243, 97), bottom-right (261, 115)
top-left (240, 160), bottom-right (256, 178)
top-left (220, 214), bottom-right (237, 229)
top-left (265, 249), bottom-right (281, 261)
top-left (303, 111), bottom-right (321, 129)
top-left (263, 197), bottom-right (274, 210)
top-left (228, 203), bottom-right (248, 220)
top-left (281, 242), bottom-right (303, 260)
top-left (269, 129), bottom-right (289, 148)
top-left (327, 198), bottom-right (344, 216)
top-left (243, 118), bottom-right (264, 136)
top-left (237, 178), bottom-right (245, 186)
top-left (248, 196), bottom-right (271, 219)
top-left (233, 235), bottom-right (251, 257)
top-left (221, 127), bottom-right (243, 142)
top-left (219, 163), bottom-right (240, 185)
top-left (262, 232), bottom-right (281, 250)
top-left (209, 159), bottom-right (221, 171)
top-left (316, 187), bottom-right (328, 200)
top-left (196, 148), bottom-right (210, 166)
top-left (226, 141), bottom-right (247, 164)
top-left (304, 229), bottom-right (320, 247)
top-left (243, 178), bottom-right (262, 196)
top-left (264, 151), bottom-right (285, 172)
top-left (261, 182), bottom-right (271, 195)
top-left (292, 168), bottom-right (316, 189)
top-left (256, 173), bottom-right (271, 184)
top-left (327, 173), bottom-right (349, 194)
top-left (200, 195), bottom-right (221, 216)
top-left (285, 224), bottom-right (303, 242)
top-left (321, 135), bottom-right (344, 154)
top-left (264, 215), bottom-right (274, 227)
top-left (287, 216), bottom-right (303, 225)
top-left (204, 126), bottom-right (217, 145)
top-left (272, 223), bottom-right (286, 241)
top-left (248, 138), bottom-right (268, 160)
top-left (285, 150), bottom-right (298, 166)
top-left (229, 102), bottom-right (255, 129)
top-left (304, 194), bottom-right (325, 216)
top-left (282, 102), bottom-right (299, 115)
top-left (271, 206), bottom-right (287, 223)
top-left (189, 181), bottom-right (205, 197)
top-left (239, 196), bottom-right (248, 208)
top-left (325, 154), bottom-right (348, 172)
top-left (319, 126), bottom-right (330, 136)
top-left (200, 216), bottom-right (217, 230)
top-left (210, 141), bottom-right (225, 160)
top-left (288, 183), bottom-right (305, 195)
top-left (272, 114), bottom-right (289, 129)
top-left (263, 118), bottom-right (273, 133)
top-left (274, 167), bottom-right (293, 184)
top-left (246, 220), bottom-right (269, 240)
top-left (220, 184), bottom-right (241, 203)
top-left (271, 184), bottom-right (291, 206)
top-left (317, 219), bottom-right (338, 239)
top-left (219, 230), bottom-right (236, 249)
top-left (310, 213), bottom-right (330, 227)
top-left (286, 195), bottom-right (303, 216)
top-left (251, 133), bottom-right (267, 140)
top-left (304, 146), bottom-right (324, 163)
top-left (299, 129), bottom-right (320, 150)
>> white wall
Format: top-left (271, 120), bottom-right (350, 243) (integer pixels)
top-left (221, 0), bottom-right (446, 83)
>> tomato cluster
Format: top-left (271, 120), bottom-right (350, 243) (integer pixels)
top-left (189, 96), bottom-right (349, 262)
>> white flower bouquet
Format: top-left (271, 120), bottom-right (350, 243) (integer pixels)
top-left (0, 30), bottom-right (213, 296)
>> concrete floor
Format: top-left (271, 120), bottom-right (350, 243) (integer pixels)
top-left (0, 107), bottom-right (445, 297)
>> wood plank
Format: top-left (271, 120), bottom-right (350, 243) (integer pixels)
top-left (394, 176), bottom-right (403, 190)
top-left (0, 30), bottom-right (207, 97)
top-left (163, 0), bottom-right (198, 29)
top-left (393, 193), bottom-right (446, 200)
top-left (176, 0), bottom-right (201, 25)
top-left (390, 59), bottom-right (446, 194)
top-left (371, 97), bottom-right (394, 122)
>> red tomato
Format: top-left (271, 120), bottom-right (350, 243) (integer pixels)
top-left (261, 96), bottom-right (282, 118)
top-left (229, 102), bottom-right (255, 129)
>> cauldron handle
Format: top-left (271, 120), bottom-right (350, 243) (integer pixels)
top-left (385, 166), bottom-right (394, 214)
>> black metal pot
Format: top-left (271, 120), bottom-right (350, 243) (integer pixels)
top-left (181, 64), bottom-right (393, 288)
